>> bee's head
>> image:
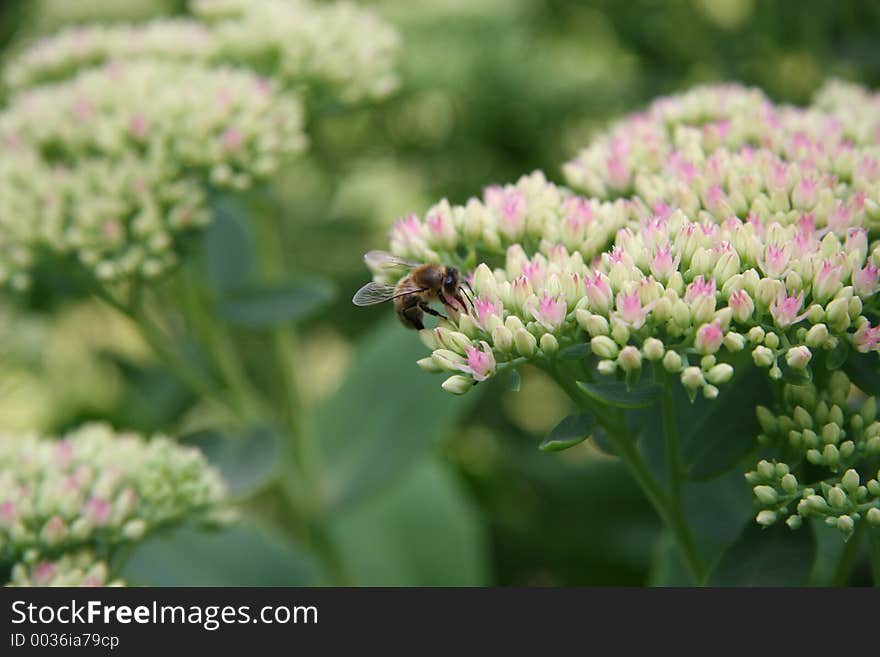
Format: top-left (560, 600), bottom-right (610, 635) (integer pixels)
top-left (443, 267), bottom-right (460, 294)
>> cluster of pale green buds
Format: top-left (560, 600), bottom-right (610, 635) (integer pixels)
top-left (747, 375), bottom-right (880, 538)
top-left (4, 0), bottom-right (401, 103)
top-left (0, 423), bottom-right (228, 570)
top-left (0, 59), bottom-right (305, 287)
top-left (7, 551), bottom-right (120, 587)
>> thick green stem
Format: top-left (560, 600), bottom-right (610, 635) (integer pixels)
top-left (544, 362), bottom-right (707, 584)
top-left (658, 370), bottom-right (684, 509)
top-left (832, 521), bottom-right (866, 586)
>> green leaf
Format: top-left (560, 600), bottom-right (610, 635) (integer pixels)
top-left (577, 378), bottom-right (660, 408)
top-left (329, 458), bottom-right (489, 586)
top-left (121, 524), bottom-right (321, 586)
top-left (844, 351), bottom-right (880, 396)
top-left (708, 523), bottom-right (816, 586)
top-left (217, 279), bottom-right (336, 328)
top-left (182, 426), bottom-right (280, 498)
top-left (540, 412), bottom-right (593, 452)
top-left (591, 426), bottom-right (617, 456)
top-left (102, 353), bottom-right (197, 433)
top-left (559, 343), bottom-right (590, 360)
top-left (317, 320), bottom-right (481, 513)
top-left (204, 194), bottom-right (255, 293)
top-left (680, 366), bottom-right (770, 481)
top-left (826, 339), bottom-right (849, 370)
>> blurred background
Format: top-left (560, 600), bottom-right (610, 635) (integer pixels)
top-left (1, 0), bottom-right (879, 586)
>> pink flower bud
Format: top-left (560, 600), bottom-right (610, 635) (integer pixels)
top-left (614, 289), bottom-right (648, 329)
top-left (728, 289), bottom-right (755, 322)
top-left (854, 321), bottom-right (880, 353)
top-left (769, 291), bottom-right (806, 329)
top-left (530, 293), bottom-right (567, 332)
top-left (463, 341), bottom-right (496, 382)
top-left (853, 263), bottom-right (880, 297)
top-left (684, 275), bottom-right (717, 324)
top-left (812, 260), bottom-right (844, 303)
top-left (584, 271), bottom-right (613, 313)
top-left (694, 321), bottom-right (724, 354)
top-left (473, 296), bottom-right (503, 331)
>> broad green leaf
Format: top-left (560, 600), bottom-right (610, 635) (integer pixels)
top-left (102, 353), bottom-right (196, 433)
top-left (591, 426), bottom-right (617, 456)
top-left (708, 523), bottom-right (816, 586)
top-left (844, 351), bottom-right (880, 396)
top-left (826, 339), bottom-right (849, 370)
top-left (577, 379), bottom-right (660, 408)
top-left (540, 412), bottom-right (593, 452)
top-left (328, 458), bottom-right (489, 586)
top-left (316, 320), bottom-right (481, 513)
top-left (183, 426), bottom-right (280, 498)
top-left (121, 524), bottom-right (321, 586)
top-left (679, 366), bottom-right (770, 480)
top-left (204, 194), bottom-right (255, 292)
top-left (217, 279), bottom-right (336, 328)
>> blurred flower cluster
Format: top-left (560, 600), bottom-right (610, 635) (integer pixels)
top-left (747, 373), bottom-right (880, 538)
top-left (0, 423), bottom-right (227, 585)
top-left (0, 61), bottom-right (304, 287)
top-left (4, 0), bottom-right (401, 102)
top-left (0, 0), bottom-right (400, 290)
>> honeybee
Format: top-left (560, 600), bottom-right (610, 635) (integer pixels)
top-left (352, 251), bottom-right (474, 330)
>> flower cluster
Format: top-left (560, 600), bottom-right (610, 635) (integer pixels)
top-left (746, 374), bottom-right (880, 538)
top-left (4, 1), bottom-right (401, 103)
top-left (378, 170), bottom-right (879, 401)
top-left (0, 423), bottom-right (228, 582)
top-left (562, 82), bottom-right (880, 227)
top-left (0, 60), bottom-right (304, 287)
top-left (193, 0), bottom-right (401, 103)
top-left (7, 551), bottom-right (120, 587)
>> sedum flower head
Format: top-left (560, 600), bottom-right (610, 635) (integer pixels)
top-left (746, 374), bottom-right (880, 539)
top-left (0, 422), bottom-right (228, 571)
top-left (0, 60), bottom-right (305, 287)
top-left (4, 2), bottom-right (401, 104)
top-left (362, 81), bottom-right (880, 403)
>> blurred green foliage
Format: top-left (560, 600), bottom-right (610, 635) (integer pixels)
top-left (1, 0), bottom-right (879, 586)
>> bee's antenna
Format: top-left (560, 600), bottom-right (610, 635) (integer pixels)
top-left (459, 284), bottom-right (476, 314)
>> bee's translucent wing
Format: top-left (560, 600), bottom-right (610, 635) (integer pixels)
top-left (364, 250), bottom-right (421, 270)
top-left (352, 281), bottom-right (424, 306)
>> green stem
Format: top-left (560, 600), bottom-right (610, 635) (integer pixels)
top-left (92, 286), bottom-right (228, 415)
top-left (832, 521), bottom-right (866, 586)
top-left (176, 269), bottom-right (264, 422)
top-left (543, 361), bottom-right (707, 584)
top-left (657, 369), bottom-right (684, 509)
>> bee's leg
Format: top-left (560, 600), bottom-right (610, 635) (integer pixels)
top-left (400, 304), bottom-right (425, 330)
top-left (418, 302), bottom-right (448, 321)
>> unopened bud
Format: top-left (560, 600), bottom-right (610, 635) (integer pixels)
top-left (618, 345), bottom-right (642, 372)
top-left (643, 337), bottom-right (665, 361)
top-left (514, 328), bottom-right (537, 358)
top-left (590, 335), bottom-right (619, 359)
top-left (441, 375), bottom-right (472, 395)
top-left (706, 363), bottom-right (734, 385)
top-left (539, 333), bottom-right (559, 356)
